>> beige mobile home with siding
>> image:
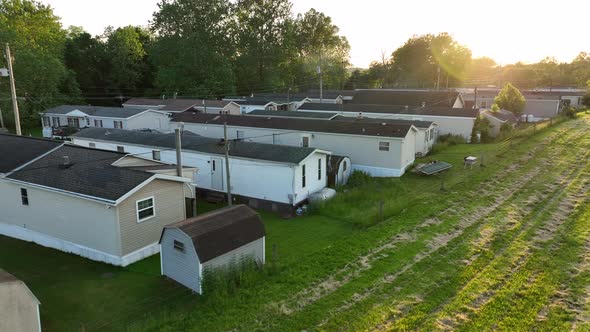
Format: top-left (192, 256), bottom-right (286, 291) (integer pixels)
top-left (0, 140), bottom-right (191, 266)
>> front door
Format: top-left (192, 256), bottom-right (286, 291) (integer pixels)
top-left (210, 157), bottom-right (223, 190)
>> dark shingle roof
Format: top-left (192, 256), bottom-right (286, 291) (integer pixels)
top-left (172, 113), bottom-right (412, 138)
top-left (164, 205), bottom-right (265, 263)
top-left (330, 115), bottom-right (434, 129)
top-left (0, 134), bottom-right (62, 173)
top-left (298, 103), bottom-right (479, 118)
top-left (351, 89), bottom-right (461, 107)
top-left (248, 110), bottom-right (339, 119)
top-left (8, 145), bottom-right (154, 201)
top-left (72, 128), bottom-right (318, 164)
top-left (43, 105), bottom-right (154, 119)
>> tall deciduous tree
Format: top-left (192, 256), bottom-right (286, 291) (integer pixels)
top-left (232, 0), bottom-right (292, 94)
top-left (150, 0), bottom-right (235, 97)
top-left (495, 83), bottom-right (526, 115)
top-left (0, 0), bottom-right (80, 129)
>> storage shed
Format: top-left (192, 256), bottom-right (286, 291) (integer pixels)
top-left (328, 155), bottom-right (352, 187)
top-left (159, 205), bottom-right (265, 294)
top-left (0, 270), bottom-right (41, 332)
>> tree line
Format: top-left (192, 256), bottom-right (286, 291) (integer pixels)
top-left (1, 0), bottom-right (589, 131)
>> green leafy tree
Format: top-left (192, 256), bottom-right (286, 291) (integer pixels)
top-left (150, 0), bottom-right (235, 97)
top-left (105, 26), bottom-right (152, 94)
top-left (231, 0), bottom-right (293, 94)
top-left (494, 83), bottom-right (526, 115)
top-left (0, 0), bottom-right (80, 129)
top-left (388, 33), bottom-right (472, 88)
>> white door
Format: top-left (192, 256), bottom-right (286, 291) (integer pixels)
top-left (211, 157), bottom-right (223, 190)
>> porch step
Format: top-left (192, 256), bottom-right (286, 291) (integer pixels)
top-left (206, 192), bottom-right (226, 204)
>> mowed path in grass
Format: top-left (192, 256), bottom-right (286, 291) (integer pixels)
top-left (212, 116), bottom-right (590, 331)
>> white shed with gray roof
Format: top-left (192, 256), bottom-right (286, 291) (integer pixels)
top-left (160, 204), bottom-right (265, 294)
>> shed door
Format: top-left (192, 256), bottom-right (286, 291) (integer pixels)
top-left (211, 157), bottom-right (223, 190)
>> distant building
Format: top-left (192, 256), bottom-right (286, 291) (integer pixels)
top-left (40, 105), bottom-right (171, 138)
top-left (160, 204), bottom-right (265, 294)
top-left (0, 270), bottom-right (41, 332)
top-left (123, 98), bottom-right (241, 115)
top-left (480, 109), bottom-right (518, 137)
top-left (350, 89), bottom-right (465, 108)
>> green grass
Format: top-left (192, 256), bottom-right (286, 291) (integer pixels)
top-left (0, 115), bottom-right (587, 331)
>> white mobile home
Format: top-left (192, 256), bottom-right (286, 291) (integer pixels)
top-left (160, 204), bottom-right (265, 294)
top-left (123, 98), bottom-right (241, 115)
top-left (41, 105), bottom-right (171, 138)
top-left (297, 103), bottom-right (477, 142)
top-left (70, 128), bottom-right (329, 214)
top-left (172, 113), bottom-right (418, 177)
top-left (0, 138), bottom-right (191, 266)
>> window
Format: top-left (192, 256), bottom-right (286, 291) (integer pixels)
top-left (480, 101), bottom-right (487, 108)
top-left (152, 150), bottom-right (161, 161)
top-left (67, 117), bottom-right (80, 128)
top-left (86, 117), bottom-right (90, 126)
top-left (173, 240), bottom-right (185, 253)
top-left (117, 146), bottom-right (125, 153)
top-left (42, 116), bottom-right (50, 127)
top-left (302, 136), bottom-right (310, 147)
top-left (302, 164), bottom-right (306, 188)
top-left (114, 120), bottom-right (123, 129)
top-left (94, 119), bottom-right (103, 128)
top-left (89, 142), bottom-right (96, 148)
top-left (52, 117), bottom-right (60, 127)
top-left (318, 158), bottom-right (322, 180)
top-left (212, 159), bottom-right (216, 171)
top-left (236, 130), bottom-right (245, 139)
top-left (136, 197), bottom-right (155, 222)
top-left (379, 141), bottom-right (390, 151)
top-left (343, 161), bottom-right (347, 171)
top-left (20, 188), bottom-right (29, 206)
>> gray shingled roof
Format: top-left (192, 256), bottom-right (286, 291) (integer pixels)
top-left (72, 128), bottom-right (319, 164)
top-left (8, 145), bottom-right (154, 202)
top-left (172, 113), bottom-right (413, 138)
top-left (330, 115), bottom-right (434, 129)
top-left (248, 110), bottom-right (339, 119)
top-left (298, 103), bottom-right (479, 118)
top-left (162, 204), bottom-right (265, 263)
top-left (43, 105), bottom-right (154, 119)
top-left (0, 134), bottom-right (62, 173)
top-left (124, 98), bottom-right (232, 112)
top-left (351, 89), bottom-right (461, 107)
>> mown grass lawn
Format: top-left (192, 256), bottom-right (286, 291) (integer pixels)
top-left (0, 115), bottom-right (585, 331)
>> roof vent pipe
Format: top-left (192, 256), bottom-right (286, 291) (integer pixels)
top-left (59, 156), bottom-right (72, 169)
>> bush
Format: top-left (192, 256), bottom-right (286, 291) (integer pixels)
top-left (437, 134), bottom-right (466, 145)
top-left (345, 170), bottom-right (373, 188)
top-left (201, 257), bottom-right (261, 301)
top-left (562, 105), bottom-right (577, 118)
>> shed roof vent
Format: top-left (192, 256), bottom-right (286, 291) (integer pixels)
top-left (59, 155), bottom-right (73, 169)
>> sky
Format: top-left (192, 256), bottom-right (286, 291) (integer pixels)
top-left (41, 0), bottom-right (589, 68)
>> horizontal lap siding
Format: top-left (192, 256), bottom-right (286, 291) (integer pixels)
top-left (202, 237), bottom-right (265, 271)
top-left (117, 179), bottom-right (186, 255)
top-left (161, 228), bottom-right (201, 293)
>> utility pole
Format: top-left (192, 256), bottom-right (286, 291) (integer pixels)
top-left (202, 99), bottom-right (206, 114)
top-left (318, 49), bottom-right (323, 103)
top-left (436, 66), bottom-right (441, 91)
top-left (223, 122), bottom-right (233, 206)
top-left (5, 43), bottom-right (21, 135)
top-left (175, 126), bottom-right (183, 177)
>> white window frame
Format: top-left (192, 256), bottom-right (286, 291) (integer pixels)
top-left (379, 141), bottom-right (390, 152)
top-left (302, 164), bottom-right (306, 188)
top-left (136, 196), bottom-right (155, 223)
top-left (236, 130), bottom-right (245, 139)
top-left (117, 146), bottom-right (125, 153)
top-left (318, 158), bottom-right (322, 180)
top-left (302, 136), bottom-right (310, 147)
top-left (173, 240), bottom-right (185, 253)
top-left (94, 119), bottom-right (103, 128)
top-left (20, 188), bottom-right (29, 206)
top-left (52, 117), bottom-right (60, 127)
top-left (114, 120), bottom-right (123, 129)
top-left (42, 116), bottom-right (50, 127)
